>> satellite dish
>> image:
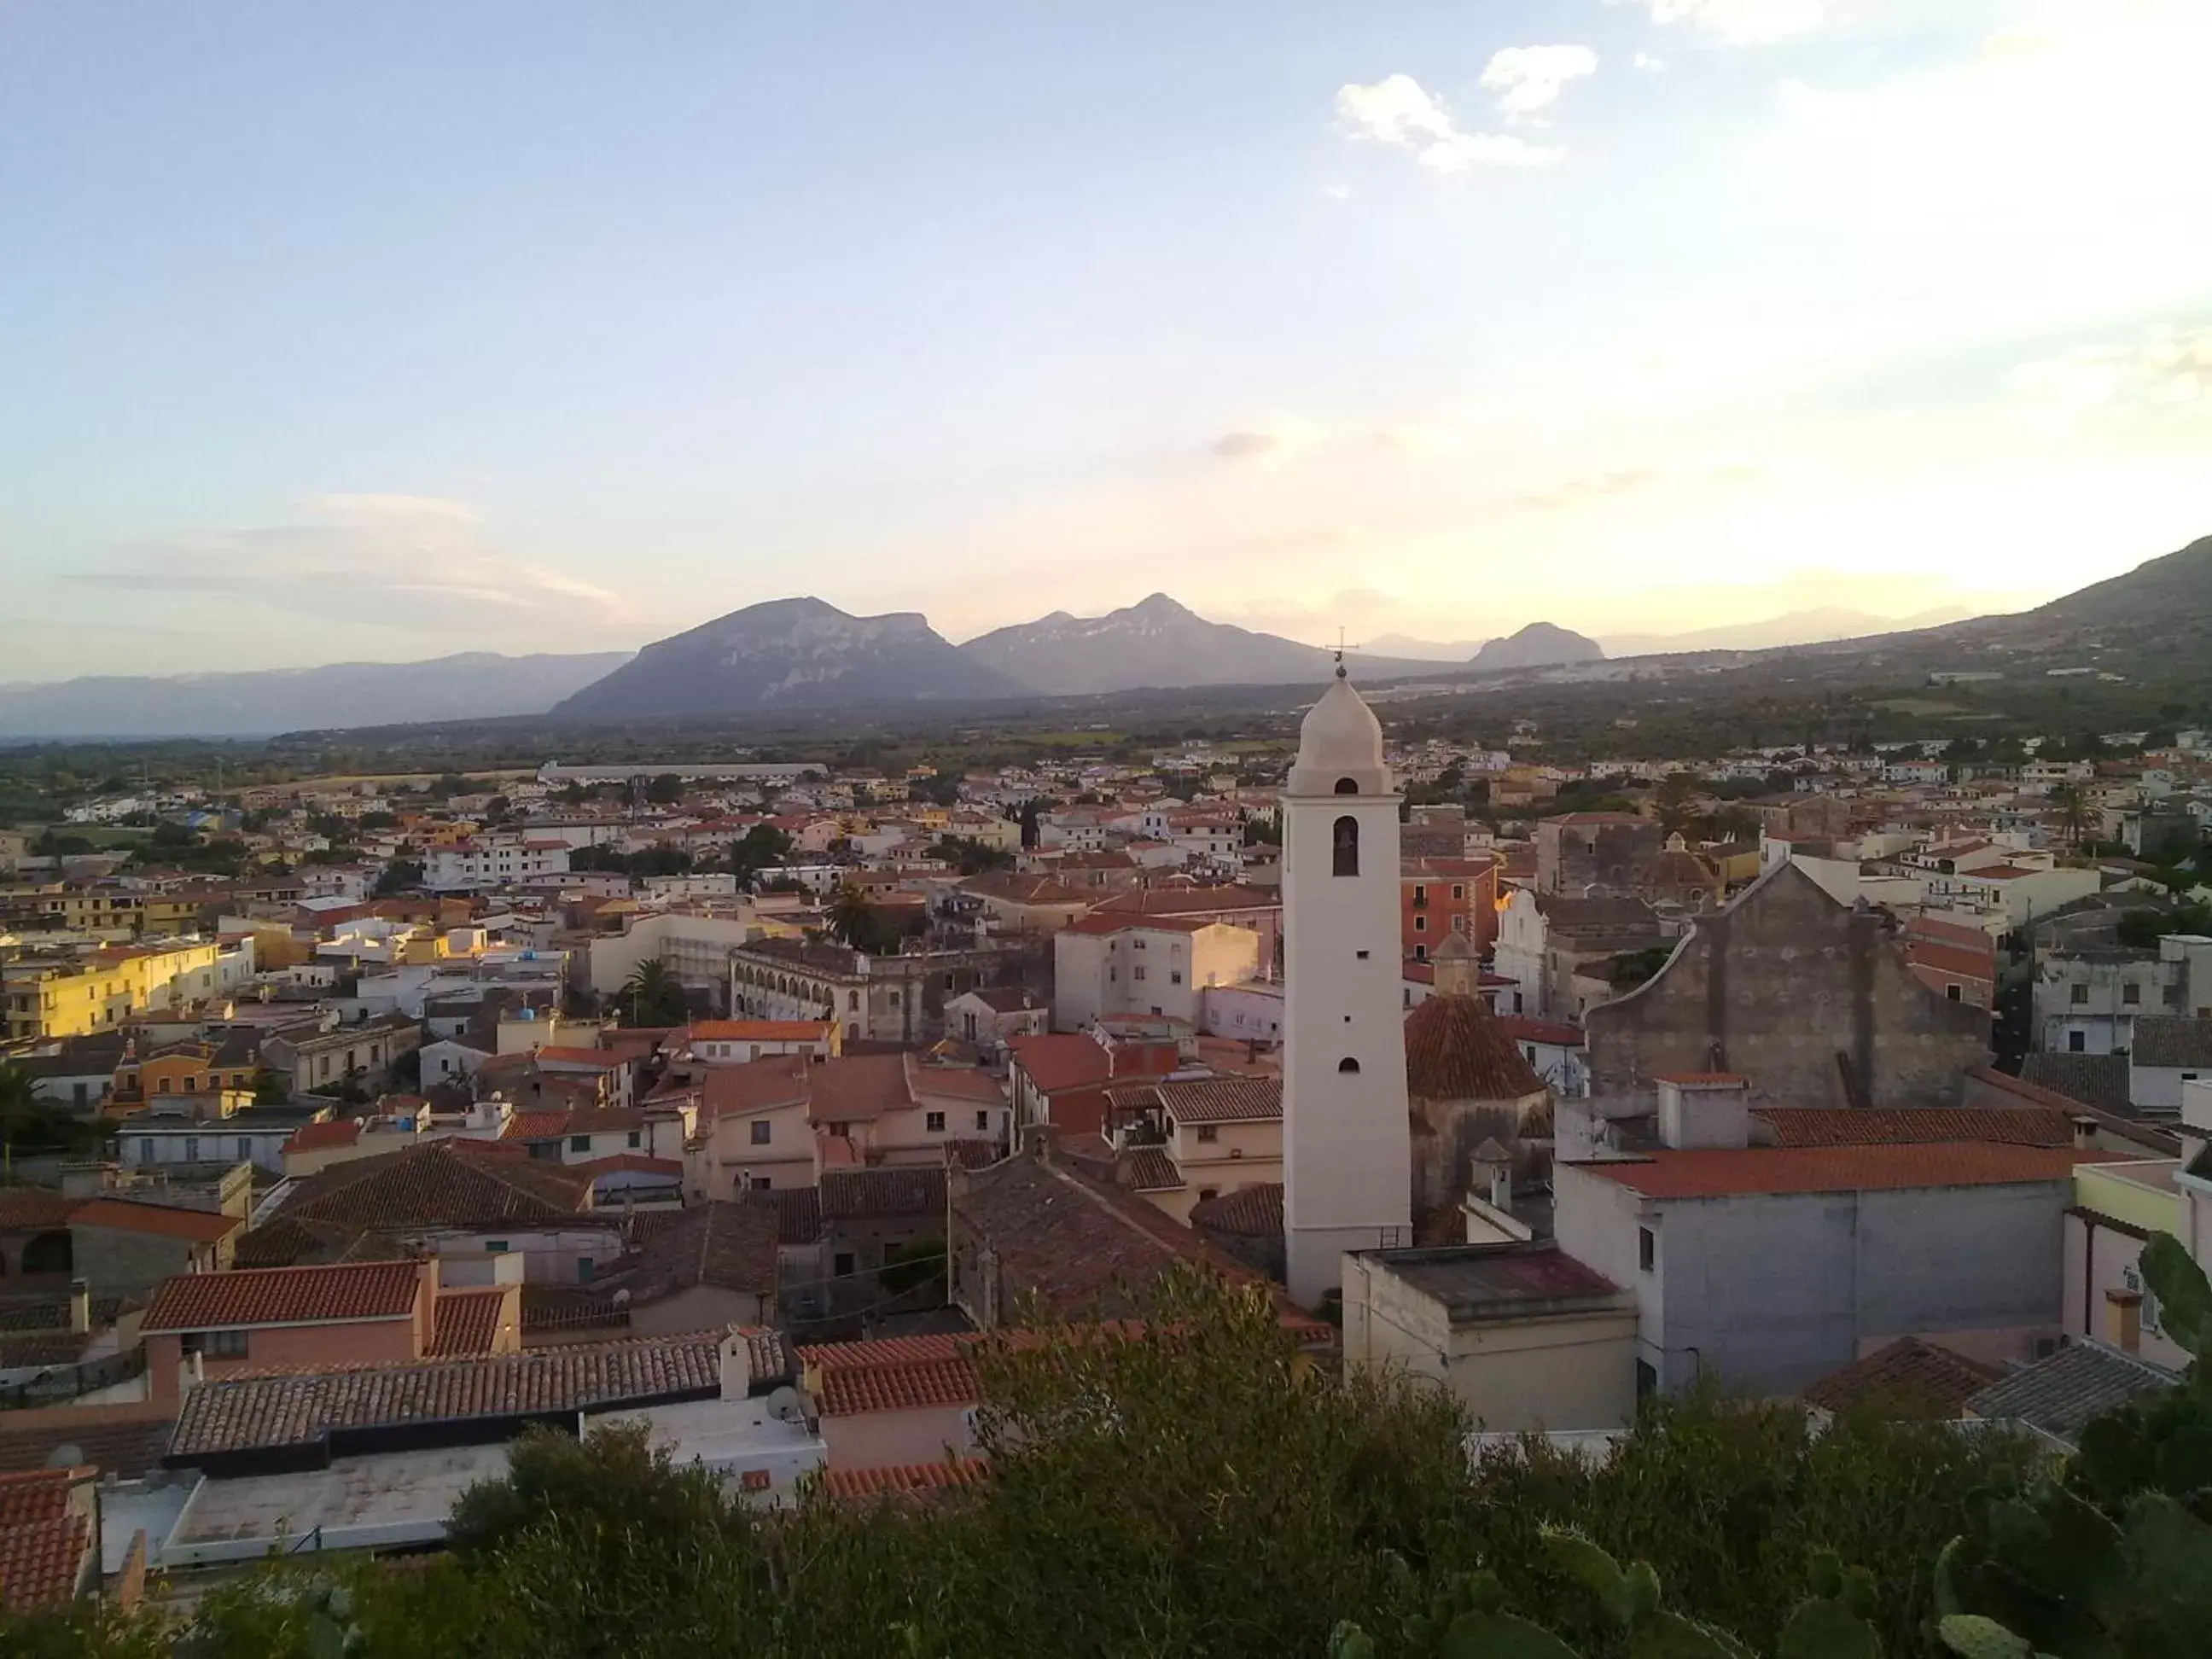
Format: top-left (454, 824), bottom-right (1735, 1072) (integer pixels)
top-left (763, 1386), bottom-right (806, 1423)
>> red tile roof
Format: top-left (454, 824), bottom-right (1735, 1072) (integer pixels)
top-left (428, 1288), bottom-right (509, 1358)
top-left (1405, 997), bottom-right (1545, 1102)
top-left (1188, 1183), bottom-right (1284, 1238)
top-left (533, 1046), bottom-right (624, 1068)
top-left (1107, 1075), bottom-right (1283, 1125)
top-left (286, 1119), bottom-right (364, 1152)
top-left (1754, 1108), bottom-right (2072, 1150)
top-left (262, 1138), bottom-right (594, 1232)
top-left (69, 1197), bottom-right (242, 1244)
top-left (817, 1458), bottom-right (988, 1500)
top-left (0, 1467), bottom-right (92, 1610)
top-left (1492, 1015), bottom-right (1585, 1048)
top-left (798, 1333), bottom-right (980, 1417)
top-left (1802, 1336), bottom-right (2000, 1417)
top-left (143, 1260), bottom-right (422, 1333)
top-left (1007, 1034), bottom-right (1176, 1095)
top-left (1573, 1143), bottom-right (2122, 1199)
top-left (1652, 1072), bottom-right (1748, 1086)
top-left (0, 1190), bottom-right (80, 1231)
top-left (500, 1109), bottom-right (577, 1142)
top-left (1059, 912), bottom-right (1213, 937)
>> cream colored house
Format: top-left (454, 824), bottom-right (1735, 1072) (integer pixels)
top-left (1342, 1243), bottom-right (1639, 1432)
top-left (1052, 916), bottom-right (1261, 1033)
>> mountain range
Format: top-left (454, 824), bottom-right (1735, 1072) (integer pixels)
top-left (6, 534), bottom-right (2203, 736)
top-left (0, 651), bottom-right (632, 740)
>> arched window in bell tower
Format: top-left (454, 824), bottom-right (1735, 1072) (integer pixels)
top-left (1332, 814), bottom-right (1359, 877)
top-left (1334, 777), bottom-right (1359, 795)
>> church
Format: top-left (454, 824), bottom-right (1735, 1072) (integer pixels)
top-left (1280, 662), bottom-right (1551, 1307)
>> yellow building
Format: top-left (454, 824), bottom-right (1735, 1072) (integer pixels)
top-left (2, 939), bottom-right (223, 1039)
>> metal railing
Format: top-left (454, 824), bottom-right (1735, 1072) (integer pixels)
top-left (0, 1343), bottom-right (148, 1410)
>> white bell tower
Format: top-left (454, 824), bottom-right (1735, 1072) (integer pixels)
top-left (1281, 661), bottom-right (1412, 1307)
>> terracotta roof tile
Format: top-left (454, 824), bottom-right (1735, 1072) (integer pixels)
top-left (798, 1333), bottom-right (979, 1417)
top-left (820, 1166), bottom-right (945, 1220)
top-left (689, 1020), bottom-right (836, 1043)
top-left (1108, 1076), bottom-right (1283, 1126)
top-left (1965, 1342), bottom-right (2179, 1444)
top-left (169, 1334), bottom-right (725, 1459)
top-left (0, 1412), bottom-right (172, 1480)
top-left (1122, 1147), bottom-right (1184, 1191)
top-left (1492, 1015), bottom-right (1585, 1048)
top-left (264, 1138), bottom-right (593, 1234)
top-left (428, 1288), bottom-right (509, 1358)
top-left (286, 1119), bottom-right (364, 1153)
top-left (1802, 1336), bottom-right (2000, 1416)
top-left (1405, 997), bottom-right (1545, 1102)
top-left (1754, 1108), bottom-right (2072, 1149)
top-left (601, 1200), bottom-right (778, 1305)
top-left (145, 1261), bottom-right (422, 1334)
top-left (1188, 1182), bottom-right (1283, 1237)
top-left (0, 1467), bottom-right (91, 1610)
top-left (1575, 1143), bottom-right (2124, 1199)
top-left (0, 1190), bottom-right (82, 1231)
top-left (69, 1197), bottom-right (242, 1244)
top-left (818, 1458), bottom-right (988, 1500)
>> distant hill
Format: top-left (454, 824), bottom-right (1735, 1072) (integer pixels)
top-left (957, 594), bottom-right (1441, 696)
top-left (1599, 605), bottom-right (1972, 658)
top-left (1469, 622), bottom-right (1604, 671)
top-left (550, 597), bottom-right (1022, 719)
top-left (1363, 632), bottom-right (1490, 661)
top-left (1947, 534), bottom-right (2212, 647)
top-left (0, 651), bottom-right (632, 739)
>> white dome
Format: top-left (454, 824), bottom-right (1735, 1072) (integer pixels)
top-left (1287, 668), bottom-right (1393, 796)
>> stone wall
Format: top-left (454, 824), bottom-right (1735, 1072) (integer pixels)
top-left (1584, 863), bottom-right (1989, 1109)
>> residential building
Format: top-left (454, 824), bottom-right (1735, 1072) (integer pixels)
top-left (1342, 1243), bottom-right (1639, 1432)
top-left (1492, 890), bottom-right (1666, 1021)
top-left (796, 1333), bottom-right (981, 1479)
top-left (1004, 1031), bottom-right (1179, 1138)
top-left (1554, 1078), bottom-right (2111, 1394)
top-left (1400, 855), bottom-right (1499, 963)
top-left (1537, 813), bottom-right (1664, 899)
top-left (940, 986), bottom-right (1050, 1051)
top-left (261, 1012), bottom-right (422, 1098)
top-left (0, 1466), bottom-right (100, 1612)
top-left (687, 1019), bottom-right (841, 1065)
top-left (423, 835), bottom-right (573, 892)
top-left (3, 939), bottom-right (224, 1039)
top-left (1051, 915), bottom-right (1260, 1033)
top-left (956, 871), bottom-right (1093, 934)
top-left (2036, 950), bottom-right (2172, 1054)
top-left (727, 938), bottom-right (1015, 1046)
top-left (1101, 1074), bottom-right (1284, 1225)
top-left (2129, 1017), bottom-right (2212, 1113)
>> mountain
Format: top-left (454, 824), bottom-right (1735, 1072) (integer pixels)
top-left (551, 597), bottom-right (1023, 719)
top-left (956, 593), bottom-right (1444, 696)
top-left (1598, 606), bottom-right (1974, 658)
top-left (1469, 622), bottom-right (1604, 671)
top-left (1949, 535), bottom-right (2212, 647)
top-left (0, 651), bottom-right (633, 740)
top-left (1363, 632), bottom-right (1491, 661)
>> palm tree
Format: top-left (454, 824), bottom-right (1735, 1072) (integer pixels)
top-left (2052, 783), bottom-right (2091, 853)
top-left (620, 959), bottom-right (688, 1026)
top-left (829, 885), bottom-right (877, 952)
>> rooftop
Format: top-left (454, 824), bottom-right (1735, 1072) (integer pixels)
top-left (169, 1332), bottom-right (726, 1460)
top-left (0, 1466), bottom-right (93, 1611)
top-left (797, 1332), bottom-right (979, 1417)
top-left (69, 1196), bottom-right (242, 1244)
top-left (2132, 1016), bottom-right (2212, 1070)
top-left (1107, 1074), bottom-right (1283, 1126)
top-left (1405, 995), bottom-right (1545, 1102)
top-left (1359, 1243), bottom-right (1624, 1320)
top-left (1801, 1336), bottom-right (2001, 1417)
top-left (1572, 1142), bottom-right (2120, 1200)
top-left (2017, 1053), bottom-right (2133, 1114)
top-left (1188, 1182), bottom-right (1283, 1238)
top-left (1965, 1342), bottom-right (2179, 1446)
top-left (1752, 1107), bottom-right (2073, 1150)
top-left (143, 1260), bottom-right (422, 1334)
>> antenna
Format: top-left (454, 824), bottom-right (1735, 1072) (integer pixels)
top-left (1334, 626), bottom-right (1348, 679)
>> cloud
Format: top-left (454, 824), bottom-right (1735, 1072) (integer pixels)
top-left (1336, 74), bottom-right (1561, 172)
top-left (1481, 45), bottom-right (1598, 119)
top-left (1208, 416), bottom-right (1331, 468)
top-left (1513, 468), bottom-right (1664, 511)
top-left (1210, 416), bottom-right (1470, 465)
top-left (2008, 325), bottom-right (2212, 410)
top-left (1618, 0), bottom-right (1826, 45)
top-left (1634, 52), bottom-right (1667, 72)
top-left (1319, 182), bottom-right (1353, 201)
top-left (75, 494), bottom-right (641, 636)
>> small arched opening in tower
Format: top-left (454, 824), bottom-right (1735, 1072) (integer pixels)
top-left (1332, 815), bottom-right (1359, 877)
top-left (1337, 1057), bottom-right (1360, 1074)
top-left (1334, 777), bottom-right (1359, 795)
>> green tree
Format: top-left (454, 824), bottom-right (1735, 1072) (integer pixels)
top-left (2052, 783), bottom-right (2093, 853)
top-left (618, 959), bottom-right (690, 1026)
top-left (373, 857), bottom-right (425, 897)
top-left (931, 835), bottom-right (1014, 876)
top-left (646, 773), bottom-right (684, 806)
top-left (728, 824), bottom-right (795, 890)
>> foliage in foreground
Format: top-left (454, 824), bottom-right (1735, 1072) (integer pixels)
top-left (9, 1255), bottom-right (2212, 1657)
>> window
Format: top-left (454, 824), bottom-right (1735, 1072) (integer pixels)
top-left (750, 1173), bottom-right (771, 1190)
top-left (1332, 815), bottom-right (1359, 877)
top-left (2069, 1031), bottom-right (2087, 1053)
top-left (570, 1135), bottom-right (591, 1153)
top-left (750, 1120), bottom-right (771, 1145)
top-left (1337, 1057), bottom-right (1360, 1074)
top-left (975, 1109), bottom-right (990, 1131)
top-left (1947, 984), bottom-right (1962, 1001)
top-left (1414, 915), bottom-right (1427, 933)
top-left (578, 1257), bottom-right (594, 1281)
top-left (847, 991), bottom-right (860, 1010)
top-left (486, 1240), bottom-right (509, 1253)
top-left (187, 1330), bottom-right (249, 1359)
top-left (925, 1110), bottom-right (946, 1132)
top-left (2071, 983), bottom-right (2090, 1005)
top-left (157, 1077), bottom-right (172, 1093)
top-left (626, 1130), bottom-right (642, 1148)
top-left (833, 1252), bottom-right (856, 1278)
top-left (2123, 983), bottom-right (2142, 1005)
top-left (1133, 966), bottom-right (1146, 981)
top-left (1198, 1187), bottom-right (1220, 1202)
top-left (1636, 1359), bottom-right (1658, 1399)
top-left (183, 1137), bottom-right (199, 1161)
top-left (1452, 885), bottom-right (1464, 899)
top-left (1412, 884), bottom-right (1428, 905)
top-left (237, 1138), bottom-right (253, 1162)
top-left (1334, 777), bottom-right (1359, 795)
top-left (1196, 1125), bottom-right (1219, 1144)
top-left (1638, 1227), bottom-right (1656, 1272)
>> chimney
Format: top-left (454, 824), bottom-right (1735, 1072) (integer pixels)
top-left (2105, 1288), bottom-right (2142, 1354)
top-left (1656, 1074), bottom-right (1750, 1150)
top-left (67, 1279), bottom-right (92, 1336)
top-left (1472, 1138), bottom-right (1513, 1214)
top-left (2071, 1115), bottom-right (2099, 1152)
top-left (719, 1325), bottom-right (754, 1400)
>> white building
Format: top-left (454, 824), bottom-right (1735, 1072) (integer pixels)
top-left (1051, 915), bottom-right (1261, 1033)
top-left (1281, 667), bottom-right (1414, 1307)
top-left (425, 835), bottom-right (573, 893)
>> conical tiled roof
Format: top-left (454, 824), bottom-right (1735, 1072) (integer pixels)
top-left (1404, 994), bottom-right (1545, 1102)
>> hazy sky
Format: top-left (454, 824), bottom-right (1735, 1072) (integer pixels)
top-left (4, 1), bottom-right (2208, 681)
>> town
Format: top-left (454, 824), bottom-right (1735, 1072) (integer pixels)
top-left (1, 647), bottom-right (2209, 1620)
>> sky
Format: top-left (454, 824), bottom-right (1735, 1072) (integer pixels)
top-left (3, 0), bottom-right (2209, 682)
